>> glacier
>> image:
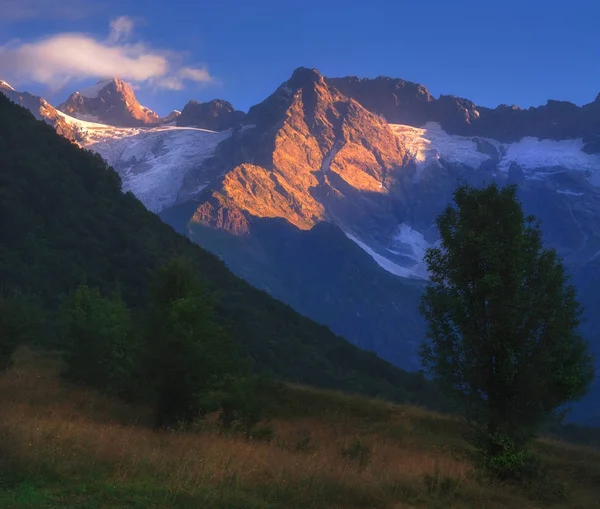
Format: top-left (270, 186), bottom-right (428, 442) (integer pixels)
top-left (56, 111), bottom-right (231, 212)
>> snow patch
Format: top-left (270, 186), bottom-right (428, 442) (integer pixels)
top-left (345, 232), bottom-right (427, 280)
top-left (0, 80), bottom-right (14, 91)
top-left (392, 224), bottom-right (432, 263)
top-left (320, 141), bottom-right (341, 173)
top-left (77, 80), bottom-right (112, 99)
top-left (389, 122), bottom-right (492, 170)
top-left (72, 113), bottom-right (101, 123)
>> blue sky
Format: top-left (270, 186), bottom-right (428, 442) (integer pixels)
top-left (1, 0), bottom-right (598, 116)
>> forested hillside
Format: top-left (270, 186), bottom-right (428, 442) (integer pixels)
top-left (0, 93), bottom-right (449, 408)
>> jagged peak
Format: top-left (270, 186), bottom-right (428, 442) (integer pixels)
top-left (288, 67), bottom-right (323, 85)
top-left (183, 98), bottom-right (236, 110)
top-left (59, 77), bottom-right (159, 127)
top-left (328, 75), bottom-right (433, 98)
top-left (280, 67), bottom-right (325, 90)
top-left (246, 68), bottom-right (331, 126)
top-left (176, 98), bottom-right (245, 130)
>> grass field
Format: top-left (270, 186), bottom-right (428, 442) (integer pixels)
top-left (0, 347), bottom-right (598, 508)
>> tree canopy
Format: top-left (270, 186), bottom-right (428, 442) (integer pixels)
top-left (419, 183), bottom-right (594, 471)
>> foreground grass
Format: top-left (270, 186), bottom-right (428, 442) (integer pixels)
top-left (0, 348), bottom-right (598, 508)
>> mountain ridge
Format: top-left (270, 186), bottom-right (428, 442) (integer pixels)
top-left (328, 75), bottom-right (600, 149)
top-left (177, 99), bottom-right (245, 131)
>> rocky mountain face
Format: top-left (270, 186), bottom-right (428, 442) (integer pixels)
top-left (188, 68), bottom-right (413, 236)
top-left (0, 81), bottom-right (87, 141)
top-left (58, 78), bottom-right (162, 127)
top-left (328, 76), bottom-right (600, 150)
top-left (3, 70), bottom-right (600, 424)
top-left (176, 99), bottom-right (245, 131)
top-left (162, 110), bottom-right (181, 123)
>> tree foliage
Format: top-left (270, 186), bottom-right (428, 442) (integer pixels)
top-left (144, 258), bottom-right (249, 426)
top-left (419, 183), bottom-right (594, 460)
top-left (58, 285), bottom-right (137, 397)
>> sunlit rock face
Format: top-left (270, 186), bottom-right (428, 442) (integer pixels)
top-left (58, 78), bottom-right (162, 127)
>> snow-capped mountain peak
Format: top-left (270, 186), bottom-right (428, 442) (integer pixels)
top-left (58, 78), bottom-right (161, 127)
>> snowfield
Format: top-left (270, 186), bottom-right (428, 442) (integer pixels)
top-left (390, 122), bottom-right (600, 181)
top-left (56, 111), bottom-right (231, 212)
top-left (390, 122), bottom-right (492, 170)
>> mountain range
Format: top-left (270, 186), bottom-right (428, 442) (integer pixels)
top-left (2, 69), bottom-right (599, 425)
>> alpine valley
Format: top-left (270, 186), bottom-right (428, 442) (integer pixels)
top-left (2, 69), bottom-right (599, 425)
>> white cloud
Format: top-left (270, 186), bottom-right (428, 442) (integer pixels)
top-left (108, 16), bottom-right (135, 43)
top-left (179, 67), bottom-right (212, 82)
top-left (0, 18), bottom-right (214, 91)
top-left (152, 67), bottom-right (213, 91)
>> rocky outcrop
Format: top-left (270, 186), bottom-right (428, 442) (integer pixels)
top-left (58, 78), bottom-right (161, 127)
top-left (0, 83), bottom-right (87, 142)
top-left (162, 110), bottom-right (181, 124)
top-left (176, 99), bottom-right (245, 131)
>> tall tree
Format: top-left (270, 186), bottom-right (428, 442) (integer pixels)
top-left (145, 258), bottom-right (248, 427)
top-left (419, 183), bottom-right (594, 462)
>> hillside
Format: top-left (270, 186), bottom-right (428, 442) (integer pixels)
top-left (1, 347), bottom-right (599, 509)
top-left (0, 91), bottom-right (454, 408)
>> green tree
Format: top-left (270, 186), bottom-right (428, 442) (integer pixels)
top-left (145, 258), bottom-right (249, 427)
top-left (419, 183), bottom-right (594, 471)
top-left (58, 285), bottom-right (136, 397)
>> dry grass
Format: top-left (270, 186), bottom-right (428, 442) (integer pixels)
top-left (0, 347), bottom-right (599, 509)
